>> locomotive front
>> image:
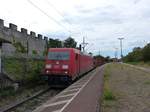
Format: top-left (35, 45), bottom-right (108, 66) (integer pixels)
top-left (44, 48), bottom-right (72, 86)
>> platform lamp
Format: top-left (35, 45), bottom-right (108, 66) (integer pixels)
top-left (118, 38), bottom-right (124, 60)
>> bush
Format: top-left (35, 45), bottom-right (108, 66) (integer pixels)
top-left (3, 57), bottom-right (44, 84)
top-left (0, 87), bottom-right (15, 98)
top-left (123, 43), bottom-right (150, 62)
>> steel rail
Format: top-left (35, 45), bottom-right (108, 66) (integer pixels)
top-left (0, 87), bottom-right (51, 112)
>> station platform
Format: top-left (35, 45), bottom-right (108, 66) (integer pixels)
top-left (33, 66), bottom-right (104, 112)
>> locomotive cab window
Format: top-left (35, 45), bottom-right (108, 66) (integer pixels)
top-left (48, 51), bottom-right (70, 60)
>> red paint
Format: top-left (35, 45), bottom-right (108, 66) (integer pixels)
top-left (43, 48), bottom-right (94, 81)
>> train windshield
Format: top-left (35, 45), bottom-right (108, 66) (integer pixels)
top-left (48, 51), bottom-right (70, 60)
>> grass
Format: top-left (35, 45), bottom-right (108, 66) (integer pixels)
top-left (103, 65), bottom-right (116, 101)
top-left (104, 87), bottom-right (116, 100)
top-left (126, 62), bottom-right (140, 65)
top-left (126, 61), bottom-right (150, 68)
top-left (3, 57), bottom-right (44, 83)
top-left (101, 63), bottom-right (150, 112)
top-left (144, 80), bottom-right (150, 84)
top-left (0, 87), bottom-right (16, 98)
top-left (0, 57), bottom-right (47, 108)
top-left (104, 71), bottom-right (110, 81)
top-left (101, 64), bottom-right (116, 112)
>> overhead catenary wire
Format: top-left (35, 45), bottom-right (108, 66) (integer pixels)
top-left (27, 0), bottom-right (85, 46)
top-left (44, 0), bottom-right (72, 25)
top-left (44, 0), bottom-right (84, 38)
top-left (27, 0), bottom-right (71, 34)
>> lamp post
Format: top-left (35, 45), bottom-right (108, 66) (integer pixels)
top-left (118, 38), bottom-right (124, 60)
top-left (114, 47), bottom-right (118, 59)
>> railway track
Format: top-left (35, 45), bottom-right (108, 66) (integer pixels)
top-left (0, 87), bottom-right (62, 112)
top-left (0, 68), bottom-right (96, 112)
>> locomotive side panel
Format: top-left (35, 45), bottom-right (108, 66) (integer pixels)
top-left (69, 49), bottom-right (77, 80)
top-left (79, 54), bottom-right (93, 77)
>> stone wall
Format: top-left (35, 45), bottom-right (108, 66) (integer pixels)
top-left (0, 19), bottom-right (48, 56)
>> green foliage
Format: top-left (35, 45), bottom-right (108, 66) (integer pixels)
top-left (12, 37), bottom-right (27, 53)
top-left (88, 52), bottom-right (93, 55)
top-left (63, 37), bottom-right (77, 48)
top-left (13, 42), bottom-right (27, 53)
top-left (104, 72), bottom-right (110, 81)
top-left (123, 43), bottom-right (150, 62)
top-left (103, 65), bottom-right (116, 101)
top-left (94, 54), bottom-right (118, 63)
top-left (32, 50), bottom-right (38, 55)
top-left (43, 49), bottom-right (48, 56)
top-left (47, 37), bottom-right (77, 48)
top-left (25, 59), bottom-right (44, 82)
top-left (94, 55), bottom-right (112, 62)
top-left (143, 43), bottom-right (150, 61)
top-left (123, 47), bottom-right (142, 62)
top-left (3, 58), bottom-right (44, 83)
top-left (48, 38), bottom-right (62, 48)
top-left (4, 58), bottom-right (24, 80)
top-left (0, 87), bottom-right (15, 98)
top-left (144, 80), bottom-right (150, 85)
top-left (94, 55), bottom-right (105, 59)
top-left (104, 89), bottom-right (116, 100)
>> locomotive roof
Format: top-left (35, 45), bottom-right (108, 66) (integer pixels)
top-left (48, 48), bottom-right (92, 57)
top-left (48, 48), bottom-right (80, 53)
top-left (48, 48), bottom-right (78, 50)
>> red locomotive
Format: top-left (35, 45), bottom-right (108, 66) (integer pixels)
top-left (43, 48), bottom-right (94, 86)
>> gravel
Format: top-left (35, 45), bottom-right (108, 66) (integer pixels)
top-left (0, 84), bottom-right (49, 109)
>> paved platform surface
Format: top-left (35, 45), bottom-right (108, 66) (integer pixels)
top-left (33, 66), bottom-right (104, 112)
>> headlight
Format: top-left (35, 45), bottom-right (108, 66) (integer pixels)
top-left (62, 65), bottom-right (68, 69)
top-left (45, 64), bottom-right (52, 69)
top-left (46, 70), bottom-right (49, 73)
top-left (64, 71), bottom-right (68, 74)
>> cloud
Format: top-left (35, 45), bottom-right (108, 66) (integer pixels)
top-left (0, 0), bottom-right (150, 57)
top-left (134, 0), bottom-right (142, 4)
top-left (44, 31), bottom-right (70, 40)
top-left (63, 5), bottom-right (124, 25)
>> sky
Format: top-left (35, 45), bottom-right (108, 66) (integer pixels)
top-left (0, 0), bottom-right (150, 58)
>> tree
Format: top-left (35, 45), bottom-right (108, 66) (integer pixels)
top-left (48, 38), bottom-right (62, 48)
top-left (88, 52), bottom-right (93, 56)
top-left (123, 47), bottom-right (142, 62)
top-left (142, 43), bottom-right (150, 61)
top-left (133, 47), bottom-right (141, 52)
top-left (123, 43), bottom-right (150, 62)
top-left (63, 37), bottom-right (77, 48)
top-left (93, 55), bottom-right (105, 59)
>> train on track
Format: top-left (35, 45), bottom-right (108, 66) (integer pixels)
top-left (43, 48), bottom-right (94, 86)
